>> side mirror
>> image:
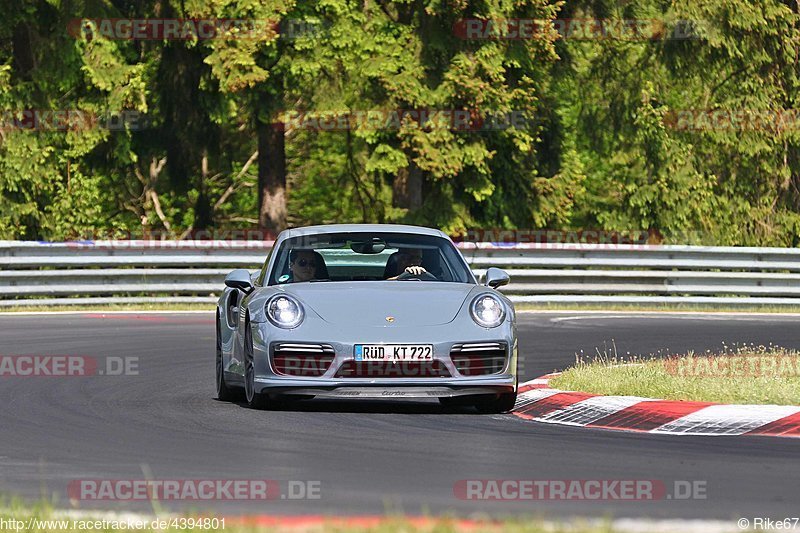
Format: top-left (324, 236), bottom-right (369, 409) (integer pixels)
top-left (484, 267), bottom-right (510, 289)
top-left (224, 269), bottom-right (254, 293)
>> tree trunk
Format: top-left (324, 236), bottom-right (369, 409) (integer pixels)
top-left (393, 156), bottom-right (423, 211)
top-left (12, 23), bottom-right (34, 80)
top-left (193, 151), bottom-right (214, 231)
top-left (257, 117), bottom-right (287, 235)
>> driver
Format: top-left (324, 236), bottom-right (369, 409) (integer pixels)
top-left (387, 248), bottom-right (428, 280)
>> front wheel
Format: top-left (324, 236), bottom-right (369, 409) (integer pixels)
top-left (474, 392), bottom-right (517, 414)
top-left (244, 322), bottom-right (270, 410)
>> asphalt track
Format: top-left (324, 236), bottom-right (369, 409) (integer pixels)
top-left (0, 311), bottom-right (799, 521)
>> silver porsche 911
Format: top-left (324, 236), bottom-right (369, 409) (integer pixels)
top-left (215, 224), bottom-right (518, 412)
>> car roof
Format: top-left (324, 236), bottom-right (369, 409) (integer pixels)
top-left (277, 224), bottom-right (450, 241)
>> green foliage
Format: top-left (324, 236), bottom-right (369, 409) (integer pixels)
top-left (0, 0), bottom-right (799, 245)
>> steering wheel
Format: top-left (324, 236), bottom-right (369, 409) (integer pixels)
top-left (396, 271), bottom-right (438, 281)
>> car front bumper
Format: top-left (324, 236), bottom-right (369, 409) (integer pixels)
top-left (248, 314), bottom-right (519, 398)
top-left (253, 375), bottom-right (517, 398)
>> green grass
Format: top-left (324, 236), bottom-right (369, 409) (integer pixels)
top-left (550, 345), bottom-right (800, 405)
top-left (0, 503), bottom-right (619, 533)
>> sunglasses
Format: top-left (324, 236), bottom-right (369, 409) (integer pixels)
top-left (295, 258), bottom-right (316, 268)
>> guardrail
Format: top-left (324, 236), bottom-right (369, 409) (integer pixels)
top-left (1, 241), bottom-right (800, 306)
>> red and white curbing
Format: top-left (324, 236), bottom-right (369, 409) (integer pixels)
top-left (513, 373), bottom-right (800, 438)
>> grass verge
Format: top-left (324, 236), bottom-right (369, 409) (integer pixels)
top-left (0, 503), bottom-right (620, 533)
top-left (550, 345), bottom-right (800, 405)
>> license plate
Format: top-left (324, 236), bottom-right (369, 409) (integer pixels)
top-left (354, 344), bottom-right (434, 361)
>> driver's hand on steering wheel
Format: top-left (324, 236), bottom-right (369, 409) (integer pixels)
top-left (404, 266), bottom-right (427, 276)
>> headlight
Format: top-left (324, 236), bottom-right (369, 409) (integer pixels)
top-left (470, 294), bottom-right (506, 328)
top-left (266, 295), bottom-right (304, 328)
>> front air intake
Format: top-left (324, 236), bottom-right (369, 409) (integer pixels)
top-left (450, 342), bottom-right (507, 376)
top-left (271, 343), bottom-right (335, 377)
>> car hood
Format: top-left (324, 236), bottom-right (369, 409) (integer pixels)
top-left (279, 282), bottom-right (476, 326)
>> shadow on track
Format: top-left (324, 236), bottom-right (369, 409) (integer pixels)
top-left (221, 397), bottom-right (486, 415)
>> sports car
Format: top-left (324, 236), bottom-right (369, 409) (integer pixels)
top-left (215, 224), bottom-right (518, 412)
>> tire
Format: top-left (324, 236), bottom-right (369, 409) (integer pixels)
top-left (474, 392), bottom-right (517, 414)
top-left (215, 313), bottom-right (238, 402)
top-left (243, 320), bottom-right (270, 409)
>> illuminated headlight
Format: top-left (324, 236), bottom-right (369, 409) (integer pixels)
top-left (470, 294), bottom-right (506, 328)
top-left (266, 295), bottom-right (304, 328)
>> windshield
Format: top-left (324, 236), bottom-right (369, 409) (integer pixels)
top-left (267, 232), bottom-right (474, 285)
